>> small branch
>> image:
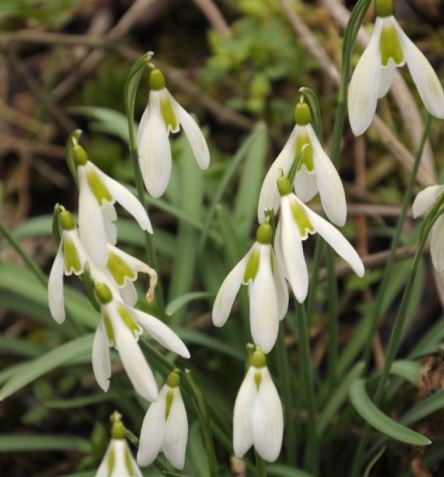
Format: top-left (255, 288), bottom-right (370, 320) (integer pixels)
top-left (192, 0), bottom-right (231, 39)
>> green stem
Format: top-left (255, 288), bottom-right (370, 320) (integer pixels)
top-left (255, 450), bottom-right (268, 477)
top-left (0, 220), bottom-right (47, 287)
top-left (326, 248), bottom-right (338, 390)
top-left (123, 53), bottom-right (165, 316)
top-left (276, 324), bottom-right (297, 465)
top-left (296, 301), bottom-right (319, 475)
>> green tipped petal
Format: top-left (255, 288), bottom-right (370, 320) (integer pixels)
top-left (380, 24), bottom-right (404, 66)
top-left (103, 313), bottom-right (115, 346)
top-left (86, 169), bottom-right (112, 205)
top-left (107, 448), bottom-right (116, 477)
top-left (63, 237), bottom-right (82, 274)
top-left (160, 97), bottom-right (178, 132)
top-left (290, 200), bottom-right (315, 238)
top-left (254, 370), bottom-right (262, 390)
top-left (165, 389), bottom-right (175, 419)
top-left (295, 132), bottom-right (314, 172)
top-left (107, 252), bottom-right (137, 286)
top-left (243, 248), bottom-right (260, 283)
top-left (125, 446), bottom-right (135, 476)
top-left (118, 306), bottom-right (141, 337)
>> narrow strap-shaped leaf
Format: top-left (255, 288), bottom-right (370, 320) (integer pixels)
top-left (349, 379), bottom-right (431, 446)
top-left (166, 291), bottom-right (214, 316)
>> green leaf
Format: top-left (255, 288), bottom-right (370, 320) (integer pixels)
top-left (0, 434), bottom-right (91, 452)
top-left (363, 447), bottom-right (386, 477)
top-left (268, 465), bottom-right (316, 477)
top-left (166, 291), bottom-right (214, 316)
top-left (0, 334), bottom-right (93, 400)
top-left (402, 389), bottom-right (444, 426)
top-left (349, 379), bottom-right (431, 446)
top-left (390, 360), bottom-right (420, 386)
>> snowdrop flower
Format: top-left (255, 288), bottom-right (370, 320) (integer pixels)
top-left (348, 0), bottom-right (444, 136)
top-left (137, 370), bottom-right (188, 469)
top-left (276, 177), bottom-right (364, 303)
top-left (48, 208), bottom-right (87, 324)
top-left (73, 144), bottom-right (152, 266)
top-left (412, 185), bottom-right (444, 271)
top-left (212, 223), bottom-right (288, 353)
top-left (258, 101), bottom-right (346, 226)
top-left (92, 282), bottom-right (190, 400)
top-left (137, 68), bottom-right (210, 198)
top-left (96, 412), bottom-right (141, 477)
top-left (233, 348), bottom-right (283, 462)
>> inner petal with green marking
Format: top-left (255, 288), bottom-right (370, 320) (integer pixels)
top-left (165, 389), bottom-right (175, 419)
top-left (118, 306), bottom-right (142, 338)
top-left (160, 97), bottom-right (178, 132)
top-left (254, 370), bottom-right (262, 390)
top-left (124, 446), bottom-right (135, 476)
top-left (63, 236), bottom-right (82, 274)
top-left (290, 200), bottom-right (315, 239)
top-left (103, 313), bottom-right (115, 347)
top-left (243, 248), bottom-right (260, 284)
top-left (86, 169), bottom-right (112, 205)
top-left (107, 447), bottom-right (115, 476)
top-left (379, 24), bottom-right (404, 66)
top-left (107, 252), bottom-right (137, 286)
top-left (295, 131), bottom-right (314, 173)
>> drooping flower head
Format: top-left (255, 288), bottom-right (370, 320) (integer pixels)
top-left (72, 143), bottom-right (152, 266)
top-left (48, 207), bottom-right (87, 324)
top-left (412, 185), bottom-right (444, 271)
top-left (276, 177), bottom-right (364, 303)
top-left (137, 370), bottom-right (188, 470)
top-left (95, 412), bottom-right (141, 477)
top-left (92, 282), bottom-right (190, 400)
top-left (212, 222), bottom-right (288, 353)
top-left (137, 68), bottom-right (210, 198)
top-left (233, 348), bottom-right (284, 463)
top-left (348, 0), bottom-right (444, 136)
top-left (258, 100), bottom-right (346, 226)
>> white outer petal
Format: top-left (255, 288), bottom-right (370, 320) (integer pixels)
top-left (48, 242), bottom-right (65, 324)
top-left (302, 202), bottom-right (364, 277)
top-left (253, 367), bottom-right (283, 463)
top-left (280, 196), bottom-right (309, 303)
top-left (103, 202), bottom-right (117, 245)
top-left (137, 105), bottom-right (150, 146)
top-left (257, 126), bottom-right (298, 222)
top-left (121, 281), bottom-right (138, 307)
top-left (95, 441), bottom-right (112, 477)
top-left (348, 18), bottom-right (383, 136)
top-left (137, 386), bottom-right (167, 466)
top-left (233, 367), bottom-right (256, 458)
top-left (92, 320), bottom-right (111, 392)
top-left (108, 305), bottom-right (158, 401)
top-left (212, 251), bottom-right (250, 327)
top-left (107, 244), bottom-right (155, 278)
top-left (137, 90), bottom-right (172, 198)
top-left (129, 307), bottom-right (190, 358)
top-left (395, 18), bottom-right (444, 119)
top-left (249, 245), bottom-right (279, 353)
top-left (412, 185), bottom-right (444, 218)
top-left (88, 162), bottom-right (152, 234)
top-left (271, 246), bottom-right (289, 321)
top-left (68, 230), bottom-right (88, 273)
top-left (293, 167), bottom-right (318, 203)
top-left (431, 215), bottom-right (444, 272)
top-left (78, 166), bottom-right (108, 266)
top-left (378, 63), bottom-right (396, 98)
top-left (169, 91), bottom-right (210, 170)
top-left (308, 126), bottom-right (347, 226)
top-left (162, 387), bottom-right (188, 469)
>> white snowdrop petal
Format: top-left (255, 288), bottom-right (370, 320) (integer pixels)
top-left (95, 442), bottom-right (112, 477)
top-left (303, 205), bottom-right (364, 277)
top-left (120, 281), bottom-right (138, 307)
top-left (430, 215), bottom-right (444, 272)
top-left (249, 245), bottom-right (279, 353)
top-left (78, 167), bottom-right (108, 266)
top-left (396, 20), bottom-right (444, 119)
top-left (112, 440), bottom-right (130, 476)
top-left (412, 185), bottom-right (444, 218)
top-left (308, 127), bottom-right (347, 226)
top-left (137, 105), bottom-right (150, 146)
top-left (253, 368), bottom-right (284, 463)
top-left (110, 308), bottom-right (158, 401)
top-left (293, 168), bottom-right (318, 203)
top-left (233, 367), bottom-right (256, 458)
top-left (272, 246), bottom-right (289, 321)
top-left (169, 92), bottom-right (210, 170)
top-left (89, 163), bottom-right (152, 234)
top-left (348, 19), bottom-right (383, 136)
top-left (162, 388), bottom-right (188, 469)
top-left (378, 63), bottom-right (396, 98)
top-left (130, 307), bottom-right (190, 358)
top-left (257, 127), bottom-right (298, 222)
top-left (102, 202), bottom-right (117, 245)
top-left (138, 91), bottom-right (172, 198)
top-left (137, 388), bottom-right (167, 466)
top-left (280, 197), bottom-right (309, 302)
top-left (48, 242), bottom-right (66, 324)
top-left (212, 252), bottom-right (250, 327)
top-left (92, 320), bottom-right (111, 392)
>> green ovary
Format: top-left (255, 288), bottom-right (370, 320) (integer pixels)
top-left (107, 252), bottom-right (136, 286)
top-left (295, 133), bottom-right (314, 173)
top-left (86, 170), bottom-right (112, 205)
top-left (290, 201), bottom-right (315, 238)
top-left (160, 99), bottom-right (178, 132)
top-left (63, 237), bottom-right (81, 274)
top-left (380, 25), bottom-right (404, 66)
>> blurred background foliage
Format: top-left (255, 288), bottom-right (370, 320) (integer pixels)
top-left (1, 1), bottom-right (444, 476)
